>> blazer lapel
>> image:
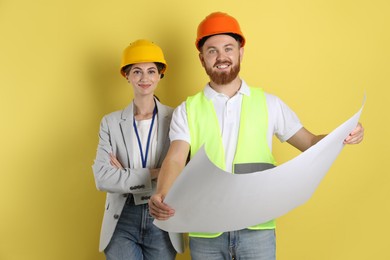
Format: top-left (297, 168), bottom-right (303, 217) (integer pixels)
top-left (120, 102), bottom-right (135, 169)
top-left (156, 101), bottom-right (170, 165)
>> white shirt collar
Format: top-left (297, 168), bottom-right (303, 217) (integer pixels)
top-left (203, 79), bottom-right (251, 100)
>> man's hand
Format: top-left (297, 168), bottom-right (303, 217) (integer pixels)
top-left (344, 122), bottom-right (364, 144)
top-left (149, 193), bottom-right (175, 220)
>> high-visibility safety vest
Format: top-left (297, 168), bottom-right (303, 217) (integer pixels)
top-left (186, 87), bottom-right (276, 238)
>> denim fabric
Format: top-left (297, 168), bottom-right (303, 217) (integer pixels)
top-left (189, 229), bottom-right (275, 260)
top-left (104, 196), bottom-right (176, 260)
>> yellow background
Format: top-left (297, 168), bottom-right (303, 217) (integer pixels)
top-left (1, 0), bottom-right (389, 259)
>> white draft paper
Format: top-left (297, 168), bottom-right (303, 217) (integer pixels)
top-left (154, 102), bottom-right (364, 233)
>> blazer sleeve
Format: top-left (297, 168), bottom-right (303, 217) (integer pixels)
top-left (92, 115), bottom-right (152, 194)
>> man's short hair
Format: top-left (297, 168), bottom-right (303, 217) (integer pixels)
top-left (197, 33), bottom-right (243, 51)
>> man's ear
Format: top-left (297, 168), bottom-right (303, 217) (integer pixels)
top-left (199, 53), bottom-right (205, 67)
top-left (239, 47), bottom-right (244, 63)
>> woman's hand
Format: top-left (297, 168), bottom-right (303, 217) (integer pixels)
top-left (109, 153), bottom-right (123, 169)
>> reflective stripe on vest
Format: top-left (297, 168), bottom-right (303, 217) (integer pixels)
top-left (186, 87), bottom-right (276, 238)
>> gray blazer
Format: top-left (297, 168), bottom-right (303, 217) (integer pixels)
top-left (92, 99), bottom-right (184, 252)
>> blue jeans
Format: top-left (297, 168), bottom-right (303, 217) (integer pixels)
top-left (189, 229), bottom-right (276, 260)
top-left (104, 196), bottom-right (176, 260)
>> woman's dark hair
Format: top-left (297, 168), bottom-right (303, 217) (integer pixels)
top-left (122, 62), bottom-right (165, 78)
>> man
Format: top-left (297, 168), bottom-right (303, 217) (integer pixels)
top-left (149, 12), bottom-right (364, 260)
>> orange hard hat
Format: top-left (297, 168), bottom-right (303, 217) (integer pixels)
top-left (195, 12), bottom-right (246, 51)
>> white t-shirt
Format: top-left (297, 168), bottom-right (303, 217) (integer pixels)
top-left (132, 117), bottom-right (158, 169)
top-left (169, 80), bottom-right (303, 172)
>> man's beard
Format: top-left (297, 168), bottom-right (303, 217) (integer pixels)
top-left (205, 60), bottom-right (241, 85)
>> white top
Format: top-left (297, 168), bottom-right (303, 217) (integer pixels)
top-left (132, 117), bottom-right (158, 169)
top-left (169, 80), bottom-right (303, 172)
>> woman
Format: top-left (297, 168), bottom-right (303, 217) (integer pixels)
top-left (92, 39), bottom-right (176, 260)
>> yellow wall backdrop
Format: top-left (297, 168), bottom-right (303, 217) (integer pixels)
top-left (1, 0), bottom-right (389, 259)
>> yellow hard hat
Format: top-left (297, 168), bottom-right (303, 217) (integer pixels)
top-left (120, 39), bottom-right (167, 77)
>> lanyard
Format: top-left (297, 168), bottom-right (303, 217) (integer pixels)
top-left (133, 105), bottom-right (157, 168)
